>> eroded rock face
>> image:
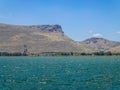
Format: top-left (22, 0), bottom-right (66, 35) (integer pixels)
top-left (0, 23), bottom-right (64, 33)
top-left (29, 24), bottom-right (64, 33)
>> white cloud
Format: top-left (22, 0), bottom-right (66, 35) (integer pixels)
top-left (92, 33), bottom-right (103, 37)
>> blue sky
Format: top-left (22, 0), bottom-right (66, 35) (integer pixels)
top-left (0, 0), bottom-right (120, 41)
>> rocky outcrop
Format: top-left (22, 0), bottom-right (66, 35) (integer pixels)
top-left (29, 25), bottom-right (64, 33)
top-left (0, 23), bottom-right (64, 33)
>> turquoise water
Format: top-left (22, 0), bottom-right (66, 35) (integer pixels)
top-left (0, 57), bottom-right (120, 90)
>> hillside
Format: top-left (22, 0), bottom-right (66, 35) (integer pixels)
top-left (107, 46), bottom-right (120, 53)
top-left (80, 37), bottom-right (120, 52)
top-left (0, 23), bottom-right (120, 54)
top-left (0, 23), bottom-right (80, 53)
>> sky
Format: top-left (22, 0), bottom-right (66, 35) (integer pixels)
top-left (0, 0), bottom-right (120, 41)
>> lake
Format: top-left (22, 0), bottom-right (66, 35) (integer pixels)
top-left (0, 57), bottom-right (120, 90)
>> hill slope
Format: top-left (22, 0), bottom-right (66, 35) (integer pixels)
top-left (80, 37), bottom-right (120, 52)
top-left (107, 46), bottom-right (120, 53)
top-left (0, 23), bottom-right (80, 53)
top-left (1, 23), bottom-right (120, 53)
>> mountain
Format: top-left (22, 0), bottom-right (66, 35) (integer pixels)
top-left (80, 37), bottom-right (120, 52)
top-left (0, 23), bottom-right (120, 54)
top-left (0, 23), bottom-right (80, 53)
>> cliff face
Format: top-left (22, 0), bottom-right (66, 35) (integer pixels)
top-left (0, 23), bottom-right (80, 53)
top-left (0, 23), bottom-right (64, 33)
top-left (28, 25), bottom-right (64, 33)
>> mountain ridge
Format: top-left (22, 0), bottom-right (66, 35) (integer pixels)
top-left (0, 23), bottom-right (80, 53)
top-left (80, 37), bottom-right (120, 52)
top-left (0, 23), bottom-right (120, 53)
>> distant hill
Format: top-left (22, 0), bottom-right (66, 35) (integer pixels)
top-left (0, 23), bottom-right (80, 53)
top-left (80, 37), bottom-right (120, 52)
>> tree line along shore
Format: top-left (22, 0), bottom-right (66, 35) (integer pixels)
top-left (0, 51), bottom-right (120, 56)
